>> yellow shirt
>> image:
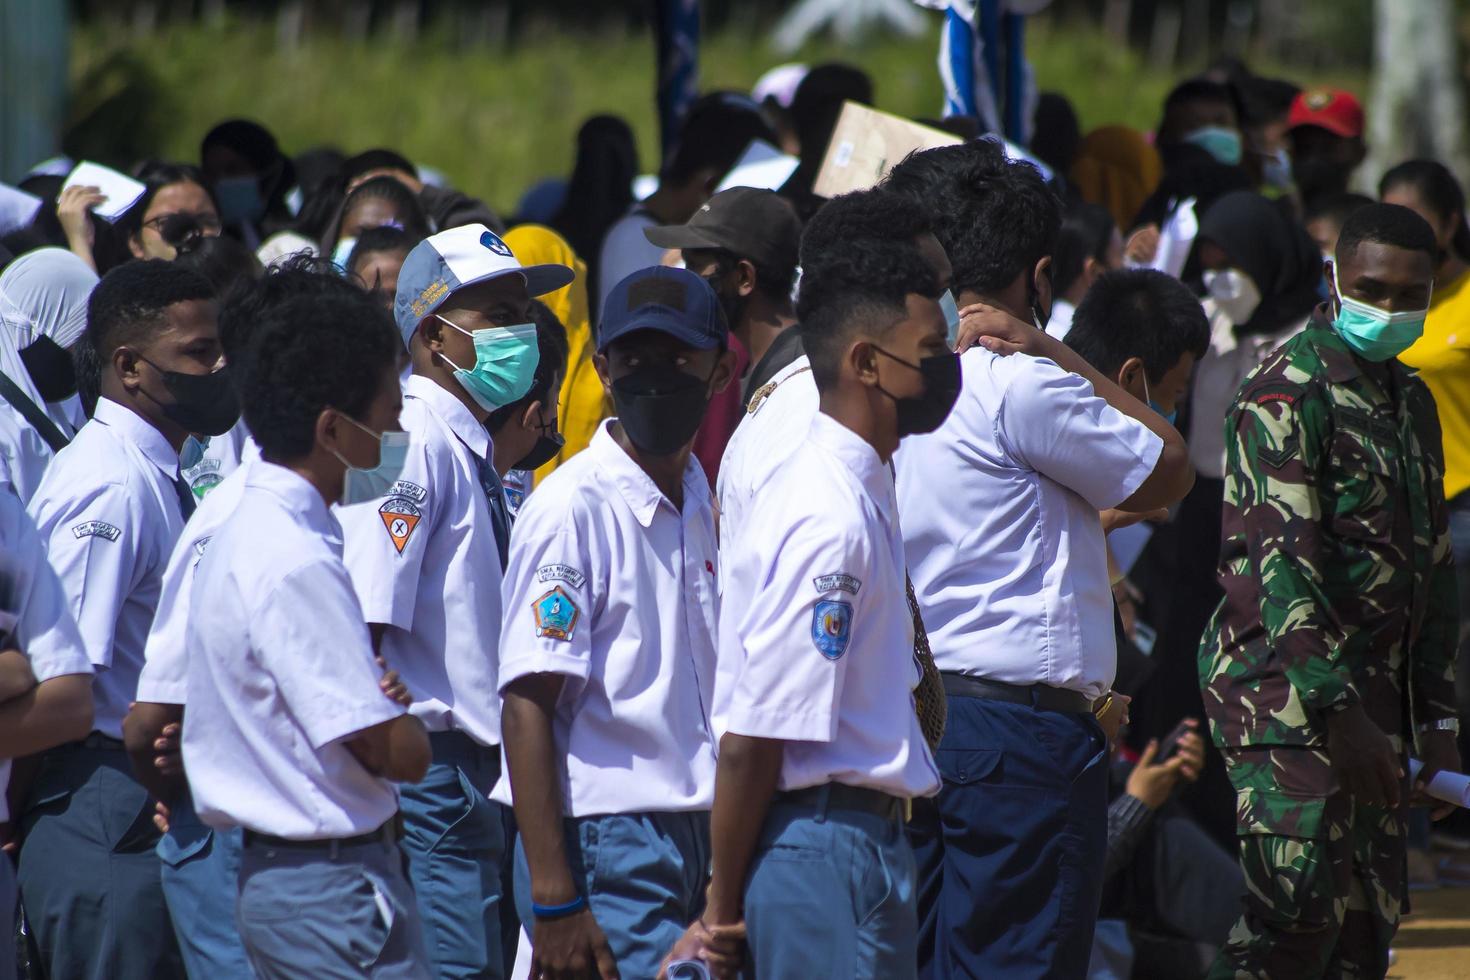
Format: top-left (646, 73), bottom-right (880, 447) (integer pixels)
top-left (1401, 270), bottom-right (1470, 500)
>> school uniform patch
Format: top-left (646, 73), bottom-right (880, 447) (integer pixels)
top-left (193, 536), bottom-right (212, 558)
top-left (813, 573), bottom-right (861, 595)
top-left (378, 497), bottom-right (422, 554)
top-left (536, 564), bottom-right (586, 589)
top-left (72, 521), bottom-right (121, 542)
top-left (189, 471), bottom-right (222, 498)
top-left (386, 480), bottom-right (427, 504)
top-left (533, 586), bottom-right (580, 641)
top-left (811, 600), bottom-right (853, 660)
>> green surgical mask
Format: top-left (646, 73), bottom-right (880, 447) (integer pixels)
top-left (436, 315), bottom-right (541, 411)
top-left (1183, 126), bottom-right (1243, 167)
top-left (1330, 267), bottom-right (1429, 362)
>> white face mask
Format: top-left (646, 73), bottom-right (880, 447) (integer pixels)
top-left (1203, 267), bottom-right (1263, 325)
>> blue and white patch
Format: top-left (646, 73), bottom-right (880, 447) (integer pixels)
top-left (480, 230), bottom-right (514, 257)
top-left (72, 521), bottom-right (121, 542)
top-left (387, 480), bottom-right (427, 504)
top-left (537, 564), bottom-right (586, 590)
top-left (811, 600), bottom-right (853, 660)
top-left (533, 586), bottom-right (580, 641)
top-left (813, 573), bottom-right (861, 596)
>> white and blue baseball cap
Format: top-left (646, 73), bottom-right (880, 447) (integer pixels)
top-left (393, 223), bottom-right (575, 345)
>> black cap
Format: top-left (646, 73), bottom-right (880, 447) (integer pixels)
top-left (644, 187), bottom-right (801, 271)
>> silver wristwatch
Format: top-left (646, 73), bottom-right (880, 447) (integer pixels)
top-left (1418, 718), bottom-right (1461, 735)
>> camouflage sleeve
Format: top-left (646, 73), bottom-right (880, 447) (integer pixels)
top-left (1410, 387), bottom-right (1458, 725)
top-left (1230, 382), bottom-right (1359, 712)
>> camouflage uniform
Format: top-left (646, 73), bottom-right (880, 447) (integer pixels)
top-left (1198, 310), bottom-right (1459, 979)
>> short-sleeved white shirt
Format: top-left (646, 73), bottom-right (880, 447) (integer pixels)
top-left (715, 355), bottom-right (817, 583)
top-left (27, 398), bottom-right (187, 738)
top-left (717, 413), bottom-right (940, 799)
top-left (183, 462), bottom-right (404, 839)
top-left (340, 375), bottom-right (504, 748)
top-left (494, 421), bottom-right (719, 816)
top-left (0, 491), bottom-right (91, 821)
top-left (895, 349), bottom-right (1162, 699)
top-left (135, 449), bottom-right (258, 706)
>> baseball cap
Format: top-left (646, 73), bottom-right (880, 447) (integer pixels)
top-left (393, 223), bottom-right (575, 345)
top-left (598, 267), bottom-right (727, 353)
top-left (643, 187), bottom-right (801, 271)
top-left (1288, 89), bottom-right (1364, 139)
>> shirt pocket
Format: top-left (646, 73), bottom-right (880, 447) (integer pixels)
top-left (1327, 408), bottom-right (1401, 545)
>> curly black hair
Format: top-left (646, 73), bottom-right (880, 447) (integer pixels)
top-left (218, 254), bottom-right (364, 373)
top-left (883, 138), bottom-right (1060, 299)
top-left (239, 290), bottom-right (399, 460)
top-left (796, 189), bottom-right (939, 390)
top-left (87, 259), bottom-right (215, 356)
top-left (1065, 269), bottom-right (1210, 384)
top-left (1336, 203), bottom-right (1439, 264)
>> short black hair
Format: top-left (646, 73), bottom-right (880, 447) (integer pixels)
top-left (663, 92), bottom-right (777, 185)
top-left (218, 254), bottom-right (363, 369)
top-left (1053, 202), bottom-right (1116, 298)
top-left (1336, 203), bottom-right (1439, 264)
top-left (487, 299), bottom-right (571, 432)
top-left (1031, 92), bottom-right (1081, 176)
top-left (790, 63), bottom-right (874, 167)
top-left (87, 260), bottom-right (215, 355)
top-left (1379, 159), bottom-right (1470, 261)
top-left (347, 226), bottom-right (418, 280)
top-left (695, 248), bottom-right (799, 305)
top-left (1235, 76), bottom-right (1299, 129)
top-left (341, 148), bottom-right (418, 184)
top-left (173, 234), bottom-right (262, 297)
top-left (240, 291), bottom-right (399, 460)
top-left (1157, 78), bottom-right (1241, 144)
top-left (797, 189), bottom-right (939, 390)
top-left (1304, 191), bottom-right (1376, 229)
top-left (883, 139), bottom-right (1060, 297)
top-left (1065, 269), bottom-right (1209, 384)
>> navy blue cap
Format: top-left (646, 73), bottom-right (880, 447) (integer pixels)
top-left (597, 266), bottom-right (727, 353)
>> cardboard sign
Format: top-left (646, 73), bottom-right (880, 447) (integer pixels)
top-left (814, 102), bottom-right (962, 199)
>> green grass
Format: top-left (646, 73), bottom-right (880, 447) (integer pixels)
top-left (67, 14), bottom-right (1356, 218)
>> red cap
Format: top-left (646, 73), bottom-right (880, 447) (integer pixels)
top-left (1288, 88), bottom-right (1364, 139)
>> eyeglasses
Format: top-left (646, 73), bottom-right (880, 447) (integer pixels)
top-left (144, 212), bottom-right (223, 234)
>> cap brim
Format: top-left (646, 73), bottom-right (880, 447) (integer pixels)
top-left (642, 224), bottom-right (730, 252)
top-left (521, 263), bottom-right (577, 297)
top-left (1289, 116), bottom-right (1359, 139)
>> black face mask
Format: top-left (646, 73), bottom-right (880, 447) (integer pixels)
top-left (18, 336), bottom-right (78, 402)
top-left (611, 363), bottom-right (713, 456)
top-left (514, 412), bottom-right (565, 471)
top-left (136, 357), bottom-right (242, 437)
top-left (873, 348), bottom-right (963, 437)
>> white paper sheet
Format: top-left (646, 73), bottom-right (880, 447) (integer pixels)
top-left (61, 161), bottom-right (147, 222)
top-left (1148, 197), bottom-right (1198, 280)
top-left (718, 139), bottom-right (801, 192)
top-left (1409, 757), bottom-right (1470, 808)
top-left (0, 183), bottom-right (42, 236)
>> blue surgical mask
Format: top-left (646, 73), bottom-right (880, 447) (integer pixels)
top-left (180, 434), bottom-right (209, 471)
top-left (1142, 376), bottom-right (1178, 426)
top-left (1331, 266), bottom-right (1429, 362)
top-left (331, 235), bottom-right (358, 272)
top-left (939, 289), bottom-right (962, 347)
top-left (436, 315), bottom-right (540, 412)
top-left (1262, 148), bottom-right (1292, 190)
top-left (332, 414), bottom-right (410, 505)
top-left (1183, 126), bottom-right (1243, 167)
top-left (213, 175), bottom-right (266, 226)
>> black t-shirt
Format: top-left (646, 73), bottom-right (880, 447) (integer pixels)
top-left (741, 326), bottom-right (805, 407)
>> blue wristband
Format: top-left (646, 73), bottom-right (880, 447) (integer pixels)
top-left (531, 895), bottom-right (587, 920)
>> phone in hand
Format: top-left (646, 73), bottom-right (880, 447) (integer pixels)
top-left (667, 961), bottom-right (713, 980)
top-left (1156, 718), bottom-right (1196, 762)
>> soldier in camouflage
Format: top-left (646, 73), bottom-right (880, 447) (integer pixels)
top-left (1199, 203), bottom-right (1462, 978)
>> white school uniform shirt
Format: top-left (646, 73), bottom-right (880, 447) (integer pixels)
top-left (27, 398), bottom-right (188, 738)
top-left (717, 413), bottom-right (940, 799)
top-left (895, 349), bottom-right (1162, 700)
top-left (183, 462), bottom-right (404, 839)
top-left (135, 443), bottom-right (260, 706)
top-left (493, 421), bottom-right (719, 816)
top-left (715, 355), bottom-right (817, 585)
top-left (339, 375), bottom-right (503, 749)
top-left (0, 491), bottom-right (91, 821)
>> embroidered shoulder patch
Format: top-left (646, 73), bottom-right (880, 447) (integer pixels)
top-left (72, 521), bottom-right (120, 542)
top-left (813, 573), bottom-right (861, 595)
top-left (379, 497), bottom-right (422, 554)
top-left (533, 586), bottom-right (580, 641)
top-left (537, 564), bottom-right (586, 589)
top-left (192, 536), bottom-right (212, 559)
top-left (386, 480), bottom-right (427, 504)
top-left (811, 600), bottom-right (853, 660)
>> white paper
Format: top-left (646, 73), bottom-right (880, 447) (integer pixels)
top-left (718, 139), bottom-right (801, 192)
top-left (1000, 138), bottom-right (1053, 182)
top-left (1148, 197), bottom-right (1198, 280)
top-left (1408, 757), bottom-right (1470, 808)
top-left (0, 183), bottom-right (42, 236)
top-left (61, 161), bottom-right (147, 222)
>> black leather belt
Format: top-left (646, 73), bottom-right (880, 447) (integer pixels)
top-left (243, 815), bottom-right (400, 851)
top-left (941, 672), bottom-right (1093, 714)
top-left (776, 783), bottom-right (903, 821)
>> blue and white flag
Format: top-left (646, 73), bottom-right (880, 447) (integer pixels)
top-left (920, 0), bottom-right (1050, 147)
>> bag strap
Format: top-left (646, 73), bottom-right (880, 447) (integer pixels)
top-left (0, 372), bottom-right (69, 453)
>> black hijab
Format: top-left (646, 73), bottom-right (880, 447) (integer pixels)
top-left (1197, 190), bottom-right (1322, 336)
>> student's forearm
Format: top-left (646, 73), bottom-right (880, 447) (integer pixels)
top-left (122, 701), bottom-right (186, 803)
top-left (380, 714), bottom-right (430, 782)
top-left (0, 674), bottom-right (92, 759)
top-left (704, 733), bottom-right (784, 926)
top-left (502, 680), bottom-right (580, 904)
top-left (0, 650), bottom-right (36, 702)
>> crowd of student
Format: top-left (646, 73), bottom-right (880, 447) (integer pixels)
top-left (0, 54), bottom-right (1466, 980)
